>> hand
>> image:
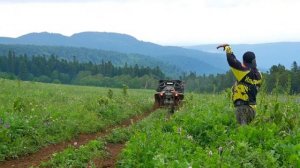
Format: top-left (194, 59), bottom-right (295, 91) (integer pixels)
top-left (216, 44), bottom-right (229, 50)
top-left (217, 44), bottom-right (232, 54)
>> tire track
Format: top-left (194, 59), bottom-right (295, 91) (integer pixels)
top-left (93, 106), bottom-right (163, 168)
top-left (0, 107), bottom-right (157, 168)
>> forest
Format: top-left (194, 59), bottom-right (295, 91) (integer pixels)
top-left (0, 50), bottom-right (299, 94)
top-left (0, 52), bottom-right (299, 167)
top-left (0, 51), bottom-right (164, 88)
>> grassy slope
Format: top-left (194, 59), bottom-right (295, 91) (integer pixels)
top-left (0, 78), bottom-right (154, 161)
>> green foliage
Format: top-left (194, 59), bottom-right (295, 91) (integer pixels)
top-left (105, 127), bottom-right (132, 144)
top-left (107, 89), bottom-right (113, 99)
top-left (0, 51), bottom-right (165, 89)
top-left (122, 84), bottom-right (128, 97)
top-left (40, 140), bottom-right (105, 168)
top-left (40, 109), bottom-right (168, 167)
top-left (0, 79), bottom-right (153, 160)
top-left (118, 93), bottom-right (300, 167)
top-left (13, 97), bottom-right (26, 113)
top-left (182, 63), bottom-right (300, 94)
top-left (0, 43), bottom-right (179, 76)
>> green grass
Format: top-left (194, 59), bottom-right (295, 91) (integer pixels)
top-left (40, 140), bottom-right (106, 168)
top-left (40, 109), bottom-right (168, 168)
top-left (2, 78), bottom-right (299, 167)
top-left (0, 78), bottom-right (154, 161)
top-left (118, 93), bottom-right (300, 167)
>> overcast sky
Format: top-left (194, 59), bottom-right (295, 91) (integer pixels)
top-left (0, 0), bottom-right (299, 45)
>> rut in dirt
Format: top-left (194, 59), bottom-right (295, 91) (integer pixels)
top-left (94, 108), bottom-right (172, 168)
top-left (0, 107), bottom-right (157, 168)
top-left (93, 143), bottom-right (125, 168)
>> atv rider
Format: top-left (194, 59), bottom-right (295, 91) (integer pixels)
top-left (218, 44), bottom-right (262, 125)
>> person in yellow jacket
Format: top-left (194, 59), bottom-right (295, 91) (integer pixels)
top-left (218, 44), bottom-right (262, 125)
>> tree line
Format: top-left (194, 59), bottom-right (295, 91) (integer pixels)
top-left (1, 50), bottom-right (299, 94)
top-left (0, 51), bottom-right (164, 88)
top-left (181, 61), bottom-right (300, 94)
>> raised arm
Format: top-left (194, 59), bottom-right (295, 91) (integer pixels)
top-left (217, 44), bottom-right (250, 81)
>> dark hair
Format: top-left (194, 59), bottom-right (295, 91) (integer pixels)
top-left (243, 51), bottom-right (255, 64)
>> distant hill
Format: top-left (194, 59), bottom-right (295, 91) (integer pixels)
top-left (0, 32), bottom-right (227, 74)
top-left (0, 44), bottom-right (180, 76)
top-left (185, 43), bottom-right (300, 71)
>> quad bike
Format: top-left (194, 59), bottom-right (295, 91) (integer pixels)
top-left (154, 80), bottom-right (184, 113)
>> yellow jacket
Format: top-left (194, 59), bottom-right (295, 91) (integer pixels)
top-left (226, 53), bottom-right (262, 106)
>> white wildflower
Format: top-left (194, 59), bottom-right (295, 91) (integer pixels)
top-left (208, 150), bottom-right (213, 157)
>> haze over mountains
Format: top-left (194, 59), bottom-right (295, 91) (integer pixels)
top-left (0, 43), bottom-right (182, 75)
top-left (0, 31), bottom-right (299, 75)
top-left (0, 32), bottom-right (227, 76)
top-left (186, 43), bottom-right (300, 71)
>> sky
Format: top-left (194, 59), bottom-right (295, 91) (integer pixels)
top-left (0, 0), bottom-right (300, 45)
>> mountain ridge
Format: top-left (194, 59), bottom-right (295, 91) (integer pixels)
top-left (0, 32), bottom-right (227, 75)
top-left (0, 43), bottom-right (183, 76)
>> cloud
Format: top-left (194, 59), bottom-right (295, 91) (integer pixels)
top-left (0, 0), bottom-right (300, 44)
top-left (204, 0), bottom-right (249, 8)
top-left (0, 0), bottom-right (105, 3)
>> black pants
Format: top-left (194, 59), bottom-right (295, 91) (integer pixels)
top-left (235, 105), bottom-right (256, 125)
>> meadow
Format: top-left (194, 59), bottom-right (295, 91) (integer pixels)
top-left (118, 92), bottom-right (300, 167)
top-left (1, 78), bottom-right (300, 167)
top-left (0, 79), bottom-right (153, 161)
top-left (39, 90), bottom-right (300, 167)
